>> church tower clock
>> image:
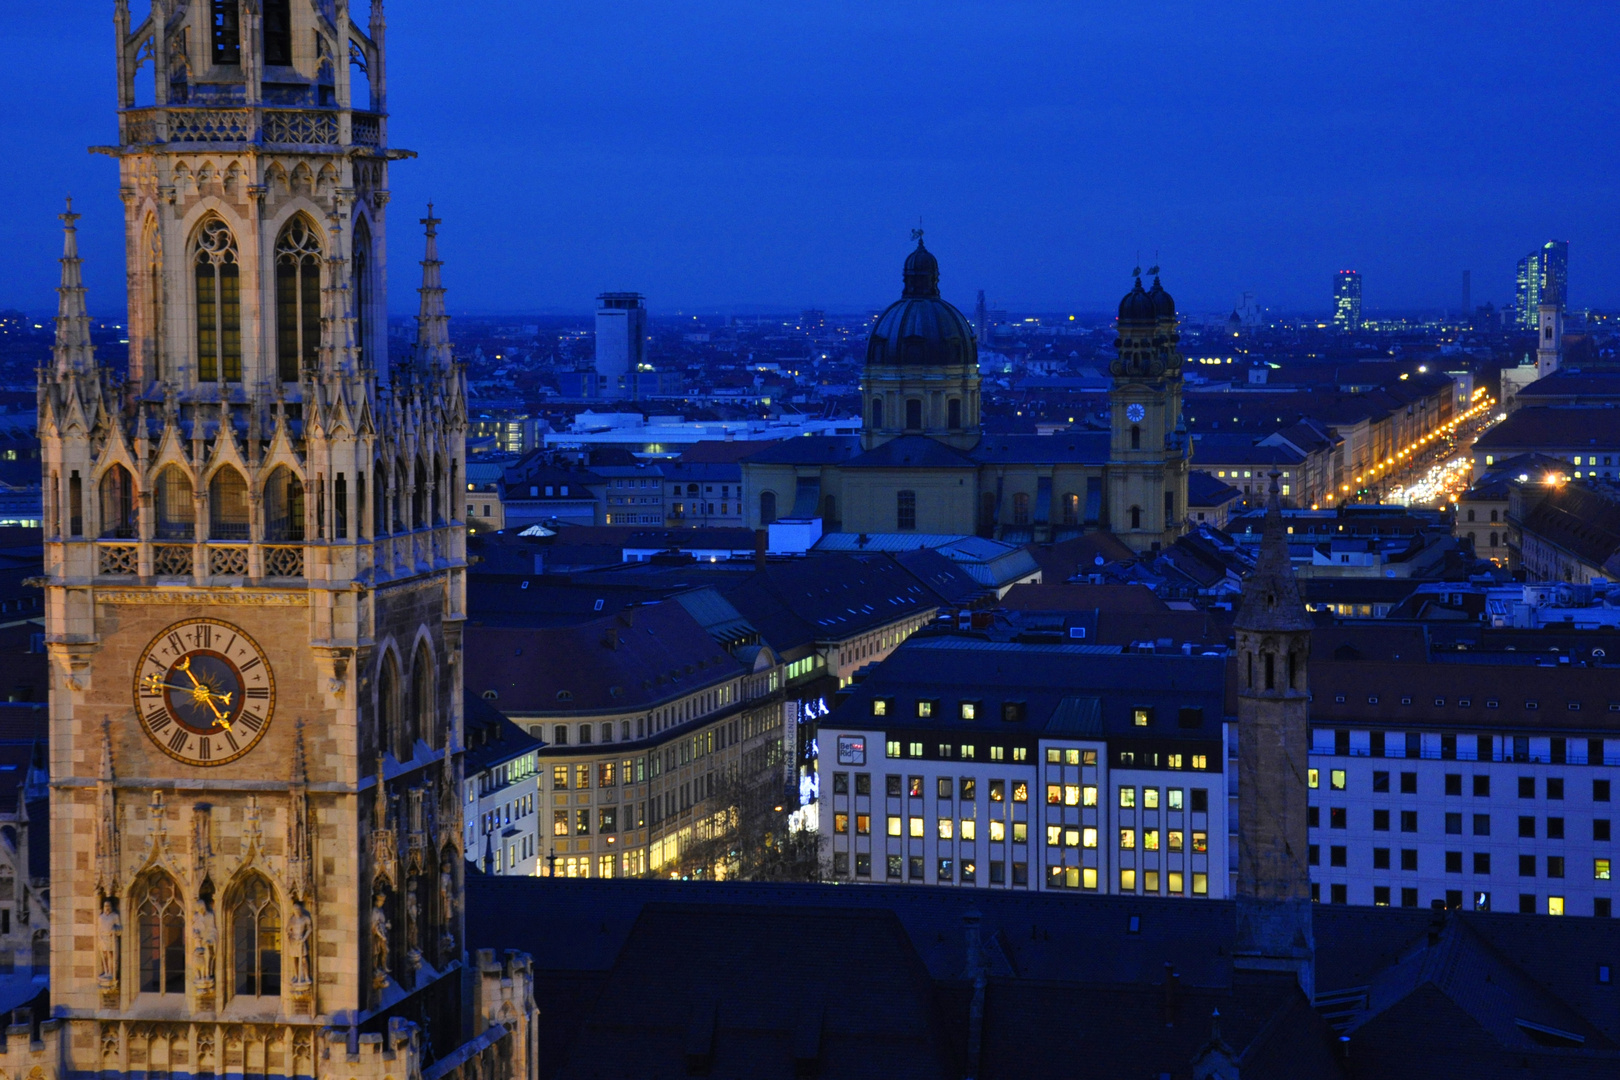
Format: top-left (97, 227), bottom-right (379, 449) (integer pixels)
top-left (24, 6), bottom-right (533, 1080)
top-left (1106, 271), bottom-right (1190, 552)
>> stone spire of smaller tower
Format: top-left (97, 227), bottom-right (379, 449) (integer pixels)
top-left (53, 197), bottom-right (96, 378)
top-left (1235, 470), bottom-right (1311, 633)
top-left (414, 204), bottom-right (453, 378)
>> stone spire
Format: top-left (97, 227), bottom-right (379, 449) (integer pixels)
top-left (1235, 469), bottom-right (1311, 633)
top-left (53, 197), bottom-right (96, 378)
top-left (414, 204), bottom-right (453, 378)
top-left (1232, 467), bottom-right (1314, 998)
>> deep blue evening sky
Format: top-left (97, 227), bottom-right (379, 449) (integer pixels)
top-left (3, 2), bottom-right (1616, 316)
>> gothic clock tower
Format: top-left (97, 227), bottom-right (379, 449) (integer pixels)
top-left (21, 6), bottom-right (532, 1080)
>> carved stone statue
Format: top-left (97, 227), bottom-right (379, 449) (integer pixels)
top-left (96, 899), bottom-right (121, 987)
top-left (370, 893), bottom-right (391, 979)
top-left (286, 902), bottom-right (313, 988)
top-left (405, 883), bottom-right (420, 953)
top-left (192, 902), bottom-right (218, 987)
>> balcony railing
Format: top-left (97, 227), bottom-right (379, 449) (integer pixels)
top-left (120, 107), bottom-right (383, 149)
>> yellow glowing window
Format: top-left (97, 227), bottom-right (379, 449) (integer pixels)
top-left (1143, 789), bottom-right (1160, 809)
top-left (1597, 859), bottom-right (1612, 881)
top-left (1168, 871), bottom-right (1184, 894)
top-left (960, 819), bottom-right (975, 841)
top-left (1064, 784), bottom-right (1081, 806)
top-left (1012, 782), bottom-right (1028, 803)
top-left (1082, 827), bottom-right (1097, 848)
top-left (1046, 748), bottom-right (1061, 763)
top-left (1064, 828), bottom-right (1079, 847)
top-left (1144, 829), bottom-right (1160, 851)
top-left (1046, 825), bottom-right (1061, 847)
top-left (1548, 896), bottom-right (1565, 916)
top-left (989, 820), bottom-right (1006, 842)
top-left (917, 700), bottom-right (932, 718)
top-left (1065, 748), bottom-right (1080, 765)
top-left (960, 702), bottom-right (976, 720)
top-left (872, 700), bottom-right (887, 716)
top-left (1082, 867), bottom-right (1098, 889)
top-left (834, 813), bottom-right (848, 834)
top-left (1308, 769), bottom-right (1320, 789)
top-left (1192, 754), bottom-right (1208, 770)
top-left (1133, 709), bottom-right (1150, 727)
top-left (937, 818), bottom-right (953, 840)
top-left (1083, 785), bottom-right (1097, 806)
top-left (1046, 784), bottom-right (1062, 805)
top-left (1168, 829), bottom-right (1184, 852)
top-left (1193, 872), bottom-right (1208, 895)
top-left (1119, 787), bottom-right (1136, 808)
top-left (887, 816), bottom-right (901, 837)
top-left (1331, 770), bottom-right (1347, 790)
top-left (1120, 869), bottom-right (1137, 891)
top-left (1119, 829), bottom-right (1136, 850)
top-left (908, 816), bottom-right (923, 838)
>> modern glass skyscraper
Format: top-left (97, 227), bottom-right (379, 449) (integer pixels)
top-left (1332, 270), bottom-right (1362, 331)
top-left (1516, 241), bottom-right (1568, 327)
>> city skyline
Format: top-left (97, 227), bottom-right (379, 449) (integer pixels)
top-left (2, 2), bottom-right (1617, 316)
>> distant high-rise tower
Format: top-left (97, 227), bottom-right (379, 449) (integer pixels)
top-left (974, 289), bottom-right (988, 341)
top-left (595, 292), bottom-right (647, 400)
top-left (1460, 270), bottom-right (1471, 321)
top-left (1331, 270), bottom-right (1362, 331)
top-left (1516, 241), bottom-right (1568, 328)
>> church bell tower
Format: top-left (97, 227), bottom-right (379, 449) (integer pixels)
top-left (1231, 470), bottom-right (1315, 997)
top-left (25, 6), bottom-right (532, 1080)
top-left (1106, 272), bottom-right (1189, 552)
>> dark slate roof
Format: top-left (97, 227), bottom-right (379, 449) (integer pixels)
top-left (842, 435), bottom-right (977, 469)
top-left (969, 432), bottom-right (1110, 464)
top-left (1517, 482), bottom-right (1620, 572)
top-left (828, 636), bottom-right (1229, 741)
top-left (1188, 469), bottom-right (1243, 508)
top-left (891, 547), bottom-right (983, 607)
top-left (1514, 369), bottom-right (1620, 402)
top-left (999, 582), bottom-right (1170, 614)
top-left (466, 874), bottom-right (1620, 1079)
top-left (718, 554), bottom-right (940, 653)
top-left (1308, 658), bottom-right (1620, 732)
top-left (1193, 433), bottom-right (1306, 466)
top-left (1474, 406), bottom-right (1620, 452)
top-left (675, 439), bottom-right (783, 465)
top-left (741, 435), bottom-right (862, 465)
top-left (462, 693), bottom-right (544, 772)
top-left (464, 601), bottom-right (742, 714)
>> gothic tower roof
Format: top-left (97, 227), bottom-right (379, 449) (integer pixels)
top-left (414, 204), bottom-right (453, 378)
top-left (1234, 470), bottom-right (1312, 633)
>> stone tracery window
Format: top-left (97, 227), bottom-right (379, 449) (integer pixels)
top-left (99, 465), bottom-right (136, 539)
top-left (413, 642), bottom-right (437, 751)
top-left (230, 875), bottom-right (281, 997)
top-left (209, 467), bottom-right (250, 540)
top-left (264, 466), bottom-right (305, 542)
top-left (137, 874), bottom-right (185, 994)
top-left (155, 465), bottom-right (195, 540)
top-left (194, 218), bottom-right (241, 382)
top-left (353, 216), bottom-right (373, 366)
top-left (275, 217), bottom-right (323, 381)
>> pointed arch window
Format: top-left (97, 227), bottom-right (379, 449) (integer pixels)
top-left (141, 217), bottom-right (163, 381)
top-left (137, 874), bottom-right (185, 994)
top-left (99, 465), bottom-right (135, 539)
top-left (155, 466), bottom-right (195, 540)
top-left (209, 467), bottom-right (250, 540)
top-left (194, 218), bottom-right (241, 382)
top-left (353, 216), bottom-right (373, 367)
top-left (393, 458), bottom-right (407, 532)
top-left (230, 875), bottom-right (281, 997)
top-left (414, 455), bottom-right (429, 528)
top-left (413, 643), bottom-right (438, 751)
top-left (264, 467), bottom-right (305, 542)
top-left (275, 218), bottom-right (322, 381)
top-left (378, 652), bottom-right (403, 759)
top-left (210, 0), bottom-right (241, 66)
top-left (263, 0), bottom-right (292, 67)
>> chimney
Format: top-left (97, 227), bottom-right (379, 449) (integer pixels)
top-left (754, 528), bottom-right (768, 572)
top-left (1162, 962), bottom-right (1179, 1026)
top-left (602, 627), bottom-right (620, 650)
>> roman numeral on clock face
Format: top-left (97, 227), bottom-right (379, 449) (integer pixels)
top-left (168, 729), bottom-right (189, 754)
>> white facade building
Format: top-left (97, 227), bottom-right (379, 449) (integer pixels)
top-left (817, 640), bottom-right (1230, 897)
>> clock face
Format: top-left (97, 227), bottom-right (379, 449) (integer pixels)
top-left (134, 618), bottom-right (274, 766)
top-left (1126, 403), bottom-right (1146, 422)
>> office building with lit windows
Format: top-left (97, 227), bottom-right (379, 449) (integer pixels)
top-left (818, 638), bottom-right (1231, 895)
top-left (1516, 240), bottom-right (1569, 328)
top-left (1332, 269), bottom-right (1362, 331)
top-left (1305, 626), bottom-right (1619, 917)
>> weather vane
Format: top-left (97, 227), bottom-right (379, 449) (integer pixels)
top-left (911, 217), bottom-right (924, 244)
